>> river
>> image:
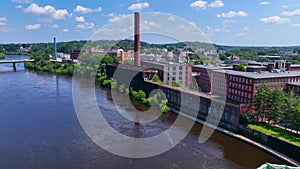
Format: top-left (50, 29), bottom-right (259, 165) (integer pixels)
top-left (0, 56), bottom-right (283, 169)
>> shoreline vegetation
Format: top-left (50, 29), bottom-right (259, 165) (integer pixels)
top-left (248, 123), bottom-right (300, 147)
top-left (25, 53), bottom-right (172, 113)
top-left (0, 53), bottom-right (5, 59)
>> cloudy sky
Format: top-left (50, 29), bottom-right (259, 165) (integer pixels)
top-left (0, 0), bottom-right (300, 46)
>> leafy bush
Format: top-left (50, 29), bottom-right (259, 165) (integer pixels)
top-left (119, 83), bottom-right (125, 93)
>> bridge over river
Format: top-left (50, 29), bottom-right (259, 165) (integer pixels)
top-left (0, 59), bottom-right (34, 71)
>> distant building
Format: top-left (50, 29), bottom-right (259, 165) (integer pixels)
top-left (192, 65), bottom-right (232, 93)
top-left (70, 49), bottom-right (91, 61)
top-left (57, 52), bottom-right (70, 60)
top-left (141, 60), bottom-right (192, 87)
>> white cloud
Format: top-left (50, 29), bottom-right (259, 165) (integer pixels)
top-left (190, 0), bottom-right (207, 10)
top-left (107, 14), bottom-right (131, 22)
top-left (25, 24), bottom-right (41, 30)
top-left (23, 3), bottom-right (69, 20)
top-left (144, 21), bottom-right (160, 28)
top-left (168, 16), bottom-right (175, 21)
top-left (281, 9), bottom-right (300, 16)
top-left (237, 33), bottom-right (246, 36)
top-left (15, 5), bottom-right (23, 8)
top-left (142, 20), bottom-right (160, 31)
top-left (62, 29), bottom-right (69, 32)
top-left (221, 19), bottom-right (238, 24)
top-left (204, 26), bottom-right (229, 35)
top-left (74, 5), bottom-right (102, 14)
top-left (51, 24), bottom-right (59, 28)
top-left (11, 0), bottom-right (31, 3)
top-left (290, 23), bottom-right (300, 27)
top-left (52, 9), bottom-right (69, 19)
top-left (282, 5), bottom-right (289, 9)
top-left (260, 16), bottom-right (291, 24)
top-left (0, 27), bottom-right (14, 32)
top-left (259, 1), bottom-right (270, 5)
top-left (0, 17), bottom-right (8, 27)
top-left (217, 11), bottom-right (248, 18)
top-left (0, 17), bottom-right (7, 22)
top-left (208, 0), bottom-right (224, 8)
top-left (0, 22), bottom-right (7, 26)
top-left (75, 16), bottom-right (85, 22)
top-left (243, 26), bottom-right (250, 31)
top-left (128, 2), bottom-right (150, 11)
top-left (189, 21), bottom-right (197, 27)
top-left (76, 22), bottom-right (94, 30)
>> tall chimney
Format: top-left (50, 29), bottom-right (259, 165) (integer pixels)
top-left (54, 37), bottom-right (57, 61)
top-left (134, 12), bottom-right (141, 67)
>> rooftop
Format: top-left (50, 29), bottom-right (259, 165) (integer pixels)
top-left (141, 60), bottom-right (187, 66)
top-left (246, 65), bottom-right (267, 69)
top-left (193, 64), bottom-right (232, 70)
top-left (214, 69), bottom-right (300, 79)
top-left (291, 64), bottom-right (300, 67)
top-left (287, 82), bottom-right (300, 87)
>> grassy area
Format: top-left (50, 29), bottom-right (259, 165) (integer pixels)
top-left (248, 123), bottom-right (300, 147)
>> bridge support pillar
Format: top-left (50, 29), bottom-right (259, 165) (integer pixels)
top-left (13, 62), bottom-right (17, 72)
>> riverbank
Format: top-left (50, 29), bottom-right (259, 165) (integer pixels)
top-left (248, 123), bottom-right (300, 146)
top-left (174, 109), bottom-right (300, 167)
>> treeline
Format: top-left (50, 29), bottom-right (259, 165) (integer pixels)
top-left (25, 50), bottom-right (75, 75)
top-left (252, 84), bottom-right (300, 131)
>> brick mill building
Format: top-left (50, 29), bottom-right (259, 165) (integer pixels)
top-left (212, 70), bottom-right (300, 104)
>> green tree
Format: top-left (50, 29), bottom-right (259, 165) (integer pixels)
top-left (219, 53), bottom-right (226, 61)
top-left (159, 99), bottom-right (171, 113)
top-left (152, 74), bottom-right (161, 82)
top-left (281, 92), bottom-right (297, 129)
top-left (111, 79), bottom-right (117, 89)
top-left (0, 53), bottom-right (5, 59)
top-left (119, 83), bottom-right (125, 93)
top-left (235, 64), bottom-right (247, 72)
top-left (172, 81), bottom-right (182, 87)
top-left (266, 88), bottom-right (285, 123)
top-left (253, 84), bottom-right (271, 121)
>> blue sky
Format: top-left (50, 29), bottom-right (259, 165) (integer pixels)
top-left (0, 0), bottom-right (300, 46)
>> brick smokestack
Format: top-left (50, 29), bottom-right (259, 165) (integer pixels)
top-left (134, 12), bottom-right (141, 67)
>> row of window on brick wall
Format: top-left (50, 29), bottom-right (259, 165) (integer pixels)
top-left (229, 89), bottom-right (252, 98)
top-left (288, 86), bottom-right (300, 92)
top-left (228, 94), bottom-right (251, 103)
top-left (229, 76), bottom-right (253, 84)
top-left (229, 82), bottom-right (253, 91)
top-left (256, 77), bottom-right (300, 84)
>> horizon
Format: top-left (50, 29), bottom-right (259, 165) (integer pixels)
top-left (1, 39), bottom-right (300, 48)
